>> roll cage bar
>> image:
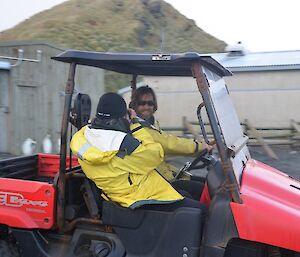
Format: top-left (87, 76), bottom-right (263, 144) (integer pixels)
top-left (52, 51), bottom-right (241, 232)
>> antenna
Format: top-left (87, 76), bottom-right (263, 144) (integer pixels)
top-left (0, 49), bottom-right (42, 67)
top-left (160, 29), bottom-right (165, 53)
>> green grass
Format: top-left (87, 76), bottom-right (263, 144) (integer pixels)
top-left (0, 0), bottom-right (226, 91)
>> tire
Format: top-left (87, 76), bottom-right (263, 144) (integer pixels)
top-left (0, 240), bottom-right (20, 257)
top-left (267, 246), bottom-right (281, 257)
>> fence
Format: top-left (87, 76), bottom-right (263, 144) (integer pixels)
top-left (161, 117), bottom-right (300, 160)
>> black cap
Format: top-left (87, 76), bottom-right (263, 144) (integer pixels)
top-left (96, 92), bottom-right (127, 119)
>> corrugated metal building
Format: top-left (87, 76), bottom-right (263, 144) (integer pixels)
top-left (121, 49), bottom-right (300, 128)
top-left (0, 41), bottom-right (104, 155)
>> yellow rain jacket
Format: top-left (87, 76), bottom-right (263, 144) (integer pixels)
top-left (144, 120), bottom-right (204, 181)
top-left (70, 123), bottom-right (183, 209)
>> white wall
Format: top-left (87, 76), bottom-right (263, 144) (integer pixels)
top-left (0, 43), bottom-right (105, 155)
top-left (123, 70), bottom-right (300, 128)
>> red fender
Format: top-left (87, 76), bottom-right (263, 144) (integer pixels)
top-left (231, 160), bottom-right (300, 252)
top-left (0, 178), bottom-right (55, 229)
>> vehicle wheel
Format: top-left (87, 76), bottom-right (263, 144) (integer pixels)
top-left (0, 239), bottom-right (20, 257)
top-left (267, 246), bottom-right (281, 257)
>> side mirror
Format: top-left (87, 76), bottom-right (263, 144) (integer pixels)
top-left (70, 93), bottom-right (91, 129)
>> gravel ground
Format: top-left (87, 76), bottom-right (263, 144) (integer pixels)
top-left (1, 145), bottom-right (299, 178)
top-left (0, 153), bottom-right (15, 160)
top-left (167, 145), bottom-right (300, 179)
top-left (249, 145), bottom-right (300, 179)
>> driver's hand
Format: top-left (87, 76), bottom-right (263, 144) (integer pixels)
top-left (203, 142), bottom-right (214, 153)
top-left (195, 140), bottom-right (214, 153)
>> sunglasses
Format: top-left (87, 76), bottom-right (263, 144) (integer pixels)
top-left (137, 100), bottom-right (155, 106)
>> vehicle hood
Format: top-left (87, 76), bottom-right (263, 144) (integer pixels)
top-left (240, 159), bottom-right (300, 209)
top-left (231, 159), bottom-right (300, 252)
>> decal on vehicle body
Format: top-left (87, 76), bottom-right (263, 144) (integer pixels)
top-left (0, 191), bottom-right (48, 207)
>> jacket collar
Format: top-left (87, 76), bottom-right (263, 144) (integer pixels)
top-left (84, 126), bottom-right (127, 152)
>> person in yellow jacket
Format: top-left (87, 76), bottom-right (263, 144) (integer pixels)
top-left (71, 92), bottom-right (206, 211)
top-left (130, 86), bottom-right (214, 199)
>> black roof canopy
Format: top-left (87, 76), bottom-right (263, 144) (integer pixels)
top-left (52, 50), bottom-right (232, 77)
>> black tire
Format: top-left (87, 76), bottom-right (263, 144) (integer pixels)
top-left (0, 240), bottom-right (20, 257)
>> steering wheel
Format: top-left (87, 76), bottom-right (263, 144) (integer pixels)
top-left (174, 149), bottom-right (211, 180)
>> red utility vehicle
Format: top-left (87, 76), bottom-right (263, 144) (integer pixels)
top-left (0, 51), bottom-right (299, 257)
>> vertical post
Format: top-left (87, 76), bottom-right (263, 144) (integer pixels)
top-left (57, 62), bottom-right (76, 232)
top-left (291, 119), bottom-right (300, 147)
top-left (197, 102), bottom-right (209, 144)
top-left (245, 119), bottom-right (279, 160)
top-left (130, 74), bottom-right (137, 99)
top-left (182, 116), bottom-right (187, 136)
top-left (191, 62), bottom-right (242, 204)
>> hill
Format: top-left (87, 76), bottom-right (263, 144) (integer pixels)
top-left (0, 0), bottom-right (226, 90)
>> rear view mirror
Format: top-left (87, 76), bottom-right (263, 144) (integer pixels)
top-left (70, 93), bottom-right (91, 129)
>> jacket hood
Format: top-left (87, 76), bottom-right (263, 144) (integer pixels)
top-left (70, 126), bottom-right (126, 164)
top-left (85, 126), bottom-right (126, 152)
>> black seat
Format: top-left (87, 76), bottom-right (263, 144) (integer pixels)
top-left (102, 201), bottom-right (205, 257)
top-left (83, 167), bottom-right (206, 257)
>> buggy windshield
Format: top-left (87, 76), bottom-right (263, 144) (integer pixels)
top-left (203, 67), bottom-right (250, 183)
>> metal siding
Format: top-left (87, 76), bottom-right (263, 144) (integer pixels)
top-left (15, 85), bottom-right (40, 151)
top-left (211, 50), bottom-right (300, 72)
top-left (0, 43), bottom-right (104, 155)
top-left (0, 70), bottom-right (10, 152)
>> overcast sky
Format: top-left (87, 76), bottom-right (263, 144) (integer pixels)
top-left (1, 0), bottom-right (300, 52)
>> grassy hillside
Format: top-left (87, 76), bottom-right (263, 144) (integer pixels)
top-left (0, 0), bottom-right (226, 90)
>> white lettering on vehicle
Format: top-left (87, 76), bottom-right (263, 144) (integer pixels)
top-left (0, 191), bottom-right (48, 208)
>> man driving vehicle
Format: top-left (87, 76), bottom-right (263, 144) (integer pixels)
top-left (70, 92), bottom-right (207, 211)
top-left (130, 86), bottom-right (214, 199)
